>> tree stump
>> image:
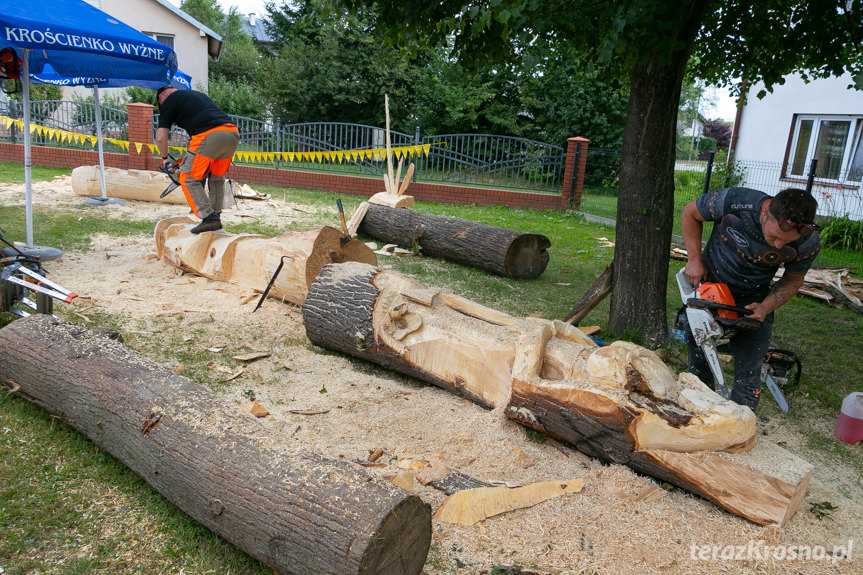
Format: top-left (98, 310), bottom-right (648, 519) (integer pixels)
top-left (0, 315), bottom-right (431, 575)
top-left (155, 217), bottom-right (378, 306)
top-left (303, 262), bottom-right (811, 526)
top-left (356, 203), bottom-right (550, 278)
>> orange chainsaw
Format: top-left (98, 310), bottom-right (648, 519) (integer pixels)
top-left (676, 269), bottom-right (760, 399)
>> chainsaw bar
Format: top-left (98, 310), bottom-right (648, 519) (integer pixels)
top-left (676, 269), bottom-right (731, 398)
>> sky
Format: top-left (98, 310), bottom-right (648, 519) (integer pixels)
top-left (702, 86), bottom-right (739, 123)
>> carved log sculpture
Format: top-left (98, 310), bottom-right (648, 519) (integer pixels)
top-left (0, 315), bottom-right (431, 574)
top-left (356, 203), bottom-right (551, 279)
top-left (303, 262), bottom-right (812, 526)
top-left (155, 216), bottom-right (378, 306)
top-left (72, 165), bottom-right (187, 204)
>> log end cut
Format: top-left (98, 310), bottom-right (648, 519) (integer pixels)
top-left (504, 233), bottom-right (550, 279)
top-left (358, 495), bottom-right (432, 574)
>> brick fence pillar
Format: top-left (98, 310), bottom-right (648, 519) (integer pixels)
top-left (563, 137), bottom-right (590, 210)
top-left (127, 103), bottom-right (154, 170)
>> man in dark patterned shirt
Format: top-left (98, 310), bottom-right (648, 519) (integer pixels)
top-left (680, 187), bottom-right (820, 411)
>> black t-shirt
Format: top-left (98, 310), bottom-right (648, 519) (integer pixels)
top-left (695, 187), bottom-right (820, 305)
top-left (157, 90), bottom-right (232, 136)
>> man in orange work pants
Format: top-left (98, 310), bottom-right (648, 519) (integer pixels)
top-left (155, 86), bottom-right (240, 234)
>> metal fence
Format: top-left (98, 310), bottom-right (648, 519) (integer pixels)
top-left (2, 100), bottom-right (564, 192)
top-left (578, 148), bottom-right (863, 270)
top-left (0, 99), bottom-right (128, 151)
top-left (153, 113), bottom-right (564, 192)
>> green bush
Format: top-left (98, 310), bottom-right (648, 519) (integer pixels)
top-left (818, 215), bottom-right (863, 252)
top-left (709, 150), bottom-right (746, 189)
top-left (698, 136), bottom-right (717, 151)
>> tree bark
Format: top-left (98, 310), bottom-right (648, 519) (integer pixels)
top-left (0, 315), bottom-right (431, 575)
top-left (155, 217), bottom-right (378, 306)
top-left (609, 0), bottom-right (711, 344)
top-left (357, 203), bottom-right (550, 279)
top-left (303, 262), bottom-right (811, 526)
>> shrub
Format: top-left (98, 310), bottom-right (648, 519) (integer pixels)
top-left (818, 215), bottom-right (863, 252)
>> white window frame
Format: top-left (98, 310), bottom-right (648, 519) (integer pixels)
top-left (146, 33), bottom-right (175, 49)
top-left (786, 115), bottom-right (863, 183)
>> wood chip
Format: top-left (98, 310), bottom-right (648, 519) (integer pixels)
top-left (287, 409), bottom-right (330, 416)
top-left (221, 368), bottom-right (245, 382)
top-left (232, 352), bottom-right (271, 362)
top-left (243, 401), bottom-right (269, 418)
top-left (390, 470), bottom-right (415, 492)
top-left (428, 471), bottom-right (490, 495)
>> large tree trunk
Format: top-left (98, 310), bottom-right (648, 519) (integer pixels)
top-left (155, 216), bottom-right (378, 306)
top-left (0, 315), bottom-right (431, 575)
top-left (357, 203), bottom-right (550, 279)
top-left (303, 262), bottom-right (811, 526)
top-left (609, 0), bottom-right (711, 344)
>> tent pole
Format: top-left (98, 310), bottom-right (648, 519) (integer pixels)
top-left (22, 49), bottom-right (33, 247)
top-left (83, 86), bottom-right (123, 206)
top-left (94, 86), bottom-right (107, 199)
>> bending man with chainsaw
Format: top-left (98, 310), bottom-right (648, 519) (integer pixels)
top-left (680, 187), bottom-right (820, 411)
top-left (155, 86), bottom-right (239, 234)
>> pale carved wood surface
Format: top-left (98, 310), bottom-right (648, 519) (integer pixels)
top-left (303, 262), bottom-right (812, 526)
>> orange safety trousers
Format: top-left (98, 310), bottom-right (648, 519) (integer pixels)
top-left (178, 124), bottom-right (239, 218)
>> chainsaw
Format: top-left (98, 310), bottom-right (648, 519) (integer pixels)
top-left (675, 268), bottom-right (799, 412)
top-left (159, 154), bottom-right (183, 198)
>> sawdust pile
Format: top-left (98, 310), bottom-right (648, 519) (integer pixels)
top-left (2, 177), bottom-right (861, 574)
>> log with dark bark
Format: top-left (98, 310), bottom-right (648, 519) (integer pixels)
top-left (303, 262), bottom-right (811, 526)
top-left (356, 203), bottom-right (550, 278)
top-left (0, 315), bottom-right (431, 575)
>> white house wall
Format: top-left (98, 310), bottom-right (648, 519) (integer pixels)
top-left (734, 73), bottom-right (863, 220)
top-left (100, 0), bottom-right (210, 92)
top-left (75, 0), bottom-right (210, 97)
top-left (736, 73), bottom-right (862, 163)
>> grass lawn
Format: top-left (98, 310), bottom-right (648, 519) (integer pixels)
top-left (1, 162), bottom-right (861, 573)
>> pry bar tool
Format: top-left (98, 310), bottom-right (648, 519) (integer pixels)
top-left (253, 255), bottom-right (294, 313)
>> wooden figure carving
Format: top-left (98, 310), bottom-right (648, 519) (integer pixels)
top-left (155, 216), bottom-right (377, 306)
top-left (303, 262), bottom-right (811, 526)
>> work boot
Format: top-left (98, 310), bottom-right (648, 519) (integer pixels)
top-left (190, 217), bottom-right (222, 234)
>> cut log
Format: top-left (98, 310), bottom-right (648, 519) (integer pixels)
top-left (356, 203), bottom-right (550, 279)
top-left (302, 262), bottom-right (811, 526)
top-left (155, 217), bottom-right (378, 306)
top-left (72, 165), bottom-right (187, 204)
top-left (0, 315), bottom-right (431, 575)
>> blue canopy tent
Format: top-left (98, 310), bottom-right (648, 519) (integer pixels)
top-left (1, 0), bottom-right (178, 246)
top-left (30, 66), bottom-right (192, 204)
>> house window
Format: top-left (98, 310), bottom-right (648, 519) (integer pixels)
top-left (788, 115), bottom-right (863, 181)
top-left (147, 33), bottom-right (175, 49)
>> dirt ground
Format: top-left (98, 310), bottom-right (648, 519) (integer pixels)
top-left (2, 176), bottom-right (862, 574)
